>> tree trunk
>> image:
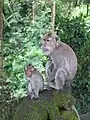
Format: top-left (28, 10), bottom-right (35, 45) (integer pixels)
top-left (0, 0), bottom-right (3, 79)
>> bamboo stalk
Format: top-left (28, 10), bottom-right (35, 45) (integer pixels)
top-left (86, 4), bottom-right (89, 16)
top-left (51, 1), bottom-right (56, 33)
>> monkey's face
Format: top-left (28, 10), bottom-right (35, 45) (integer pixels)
top-left (25, 65), bottom-right (35, 77)
top-left (41, 36), bottom-right (57, 56)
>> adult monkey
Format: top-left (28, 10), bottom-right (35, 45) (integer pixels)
top-left (41, 32), bottom-right (80, 120)
top-left (41, 32), bottom-right (77, 91)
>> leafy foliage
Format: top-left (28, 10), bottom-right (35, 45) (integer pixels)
top-left (55, 15), bottom-right (90, 114)
top-left (3, 0), bottom-right (90, 115)
top-left (4, 0), bottom-right (51, 97)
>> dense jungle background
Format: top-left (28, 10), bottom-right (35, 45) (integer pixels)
top-left (1, 0), bottom-right (90, 118)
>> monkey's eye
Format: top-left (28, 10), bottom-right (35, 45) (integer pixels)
top-left (43, 39), bottom-right (46, 41)
top-left (47, 39), bottom-right (50, 42)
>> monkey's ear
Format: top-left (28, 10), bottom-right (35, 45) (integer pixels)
top-left (55, 35), bottom-right (60, 41)
top-left (24, 67), bottom-right (26, 71)
top-left (28, 64), bottom-right (31, 66)
top-left (24, 65), bottom-right (27, 71)
top-left (34, 68), bottom-right (37, 71)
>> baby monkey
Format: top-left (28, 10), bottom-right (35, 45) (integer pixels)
top-left (24, 64), bottom-right (44, 99)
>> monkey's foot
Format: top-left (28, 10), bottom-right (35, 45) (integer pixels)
top-left (34, 95), bottom-right (40, 99)
top-left (31, 95), bottom-right (34, 100)
top-left (30, 93), bottom-right (35, 99)
top-left (49, 82), bottom-right (64, 91)
top-left (46, 86), bottom-right (52, 90)
top-left (49, 82), bottom-right (57, 89)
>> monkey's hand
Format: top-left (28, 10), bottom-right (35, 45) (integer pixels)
top-left (46, 60), bottom-right (54, 78)
top-left (48, 68), bottom-right (56, 82)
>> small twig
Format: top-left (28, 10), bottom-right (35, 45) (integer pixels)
top-left (32, 1), bottom-right (35, 24)
top-left (51, 1), bottom-right (56, 33)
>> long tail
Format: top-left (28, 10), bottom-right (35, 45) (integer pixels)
top-left (72, 105), bottom-right (80, 120)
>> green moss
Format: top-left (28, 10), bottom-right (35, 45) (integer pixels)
top-left (62, 110), bottom-right (78, 120)
top-left (52, 91), bottom-right (76, 109)
top-left (12, 90), bottom-right (78, 120)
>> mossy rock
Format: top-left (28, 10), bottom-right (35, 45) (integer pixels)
top-left (13, 90), bottom-right (78, 120)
